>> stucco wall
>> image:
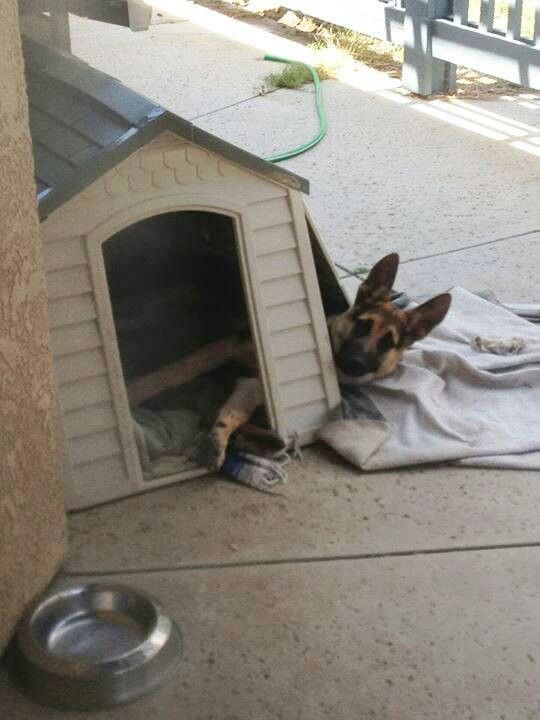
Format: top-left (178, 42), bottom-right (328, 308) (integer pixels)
top-left (19, 10), bottom-right (71, 52)
top-left (0, 0), bottom-right (66, 654)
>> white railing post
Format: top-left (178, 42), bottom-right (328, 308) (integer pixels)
top-left (479, 0), bottom-right (496, 33)
top-left (402, 0), bottom-right (457, 95)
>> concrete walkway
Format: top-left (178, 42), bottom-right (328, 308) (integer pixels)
top-left (66, 5), bottom-right (540, 300)
top-left (2, 7), bottom-right (540, 719)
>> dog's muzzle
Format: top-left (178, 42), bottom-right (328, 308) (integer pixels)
top-left (335, 345), bottom-right (380, 378)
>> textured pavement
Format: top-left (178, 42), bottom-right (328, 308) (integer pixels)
top-left (3, 8), bottom-right (540, 719)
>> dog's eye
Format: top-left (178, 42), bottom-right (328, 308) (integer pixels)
top-left (355, 319), bottom-right (373, 337)
top-left (377, 333), bottom-right (395, 352)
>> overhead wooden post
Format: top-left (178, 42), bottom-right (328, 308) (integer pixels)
top-left (402, 0), bottom-right (457, 95)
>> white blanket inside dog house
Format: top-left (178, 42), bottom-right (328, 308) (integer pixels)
top-left (319, 287), bottom-right (540, 470)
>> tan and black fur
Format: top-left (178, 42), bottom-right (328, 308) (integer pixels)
top-left (127, 253), bottom-right (451, 471)
top-left (328, 253), bottom-right (451, 384)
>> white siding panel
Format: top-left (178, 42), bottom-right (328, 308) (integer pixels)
top-left (58, 375), bottom-right (111, 413)
top-left (55, 348), bottom-right (107, 385)
top-left (276, 351), bottom-right (321, 383)
top-left (266, 300), bottom-right (311, 333)
top-left (64, 402), bottom-right (117, 439)
top-left (72, 455), bottom-right (130, 509)
top-left (255, 224), bottom-right (297, 256)
top-left (51, 320), bottom-right (101, 357)
top-left (44, 236), bottom-right (86, 271)
top-left (47, 266), bottom-right (92, 299)
top-left (257, 249), bottom-right (302, 282)
top-left (250, 196), bottom-right (292, 230)
top-left (48, 294), bottom-right (97, 329)
top-left (284, 400), bottom-right (329, 432)
top-left (261, 275), bottom-right (306, 308)
top-left (281, 376), bottom-right (326, 409)
top-left (70, 430), bottom-right (122, 466)
top-left (271, 325), bottom-right (316, 358)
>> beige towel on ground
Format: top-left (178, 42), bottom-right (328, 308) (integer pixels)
top-left (318, 288), bottom-right (540, 470)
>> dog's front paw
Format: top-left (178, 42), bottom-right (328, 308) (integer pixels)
top-left (188, 431), bottom-right (226, 471)
top-left (232, 428), bottom-right (286, 458)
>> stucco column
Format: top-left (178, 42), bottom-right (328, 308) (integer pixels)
top-left (0, 0), bottom-right (66, 653)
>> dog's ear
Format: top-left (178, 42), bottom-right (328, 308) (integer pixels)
top-left (402, 293), bottom-right (451, 347)
top-left (354, 253), bottom-right (399, 309)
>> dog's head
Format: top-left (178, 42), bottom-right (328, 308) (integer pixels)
top-left (328, 253), bottom-right (451, 383)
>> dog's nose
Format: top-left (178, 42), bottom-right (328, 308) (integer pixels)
top-left (336, 352), bottom-right (378, 378)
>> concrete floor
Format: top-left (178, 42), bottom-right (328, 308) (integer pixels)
top-left (65, 4), bottom-right (540, 300)
top-left (3, 7), bottom-right (540, 719)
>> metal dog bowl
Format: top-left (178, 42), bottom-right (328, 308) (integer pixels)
top-left (9, 583), bottom-right (182, 711)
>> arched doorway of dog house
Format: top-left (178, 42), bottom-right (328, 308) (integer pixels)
top-left (101, 210), bottom-right (273, 484)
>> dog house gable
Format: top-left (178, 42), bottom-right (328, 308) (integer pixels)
top-left (27, 39), bottom-right (342, 509)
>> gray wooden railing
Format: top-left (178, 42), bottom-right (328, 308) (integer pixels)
top-left (411, 0), bottom-right (540, 94)
top-left (284, 0), bottom-right (540, 95)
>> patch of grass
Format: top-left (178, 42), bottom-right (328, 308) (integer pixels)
top-left (265, 60), bottom-right (332, 90)
top-left (266, 63), bottom-right (313, 89)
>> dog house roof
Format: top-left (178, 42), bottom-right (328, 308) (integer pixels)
top-left (23, 38), bottom-right (309, 220)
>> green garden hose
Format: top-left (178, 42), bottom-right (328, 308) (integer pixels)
top-left (263, 54), bottom-right (327, 163)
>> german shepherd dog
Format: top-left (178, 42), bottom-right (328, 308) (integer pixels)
top-left (124, 252), bottom-right (450, 472)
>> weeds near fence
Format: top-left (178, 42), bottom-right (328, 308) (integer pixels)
top-left (264, 25), bottom-right (403, 90)
top-left (313, 27), bottom-right (403, 75)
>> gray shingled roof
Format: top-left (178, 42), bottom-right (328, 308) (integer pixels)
top-left (23, 38), bottom-right (309, 220)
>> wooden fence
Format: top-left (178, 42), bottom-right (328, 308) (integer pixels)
top-left (285, 0), bottom-right (540, 95)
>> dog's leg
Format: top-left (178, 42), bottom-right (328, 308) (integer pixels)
top-left (231, 423), bottom-right (286, 458)
top-left (126, 336), bottom-right (254, 406)
top-left (191, 377), bottom-right (264, 470)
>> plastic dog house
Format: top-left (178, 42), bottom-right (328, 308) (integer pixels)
top-left (25, 39), bottom-right (345, 510)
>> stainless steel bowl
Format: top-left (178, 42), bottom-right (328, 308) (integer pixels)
top-left (9, 583), bottom-right (182, 710)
